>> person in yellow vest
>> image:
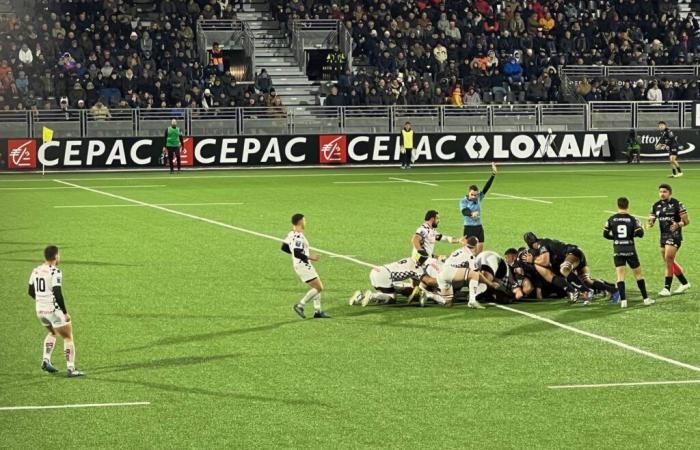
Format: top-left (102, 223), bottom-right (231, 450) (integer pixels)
top-left (162, 118), bottom-right (184, 173)
top-left (400, 121), bottom-right (414, 169)
top-left (211, 42), bottom-right (224, 73)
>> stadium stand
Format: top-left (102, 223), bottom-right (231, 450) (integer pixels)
top-left (0, 0), bottom-right (699, 112)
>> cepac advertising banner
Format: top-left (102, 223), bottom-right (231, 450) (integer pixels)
top-left (3, 130), bottom-right (696, 170)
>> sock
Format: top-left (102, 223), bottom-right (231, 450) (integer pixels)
top-left (676, 272), bottom-right (688, 285)
top-left (677, 166), bottom-right (682, 173)
top-left (616, 281), bottom-right (626, 300)
top-left (43, 335), bottom-right (56, 362)
top-left (592, 280), bottom-right (615, 293)
top-left (423, 290), bottom-right (446, 305)
top-left (665, 276), bottom-right (673, 290)
top-left (468, 279), bottom-right (479, 303)
top-left (312, 293), bottom-right (322, 312)
top-left (637, 279), bottom-right (648, 298)
top-left (298, 288), bottom-right (319, 307)
top-left (64, 341), bottom-right (75, 370)
top-left (369, 292), bottom-right (394, 303)
top-left (672, 168), bottom-right (677, 175)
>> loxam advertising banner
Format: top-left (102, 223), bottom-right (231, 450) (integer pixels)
top-left (3, 131), bottom-right (697, 170)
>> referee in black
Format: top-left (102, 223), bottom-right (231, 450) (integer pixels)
top-left (163, 118), bottom-right (184, 173)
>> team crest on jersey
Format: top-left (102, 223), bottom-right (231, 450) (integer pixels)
top-left (7, 139), bottom-right (37, 169)
top-left (319, 135), bottom-right (347, 164)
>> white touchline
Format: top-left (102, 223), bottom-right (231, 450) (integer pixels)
top-left (604, 210), bottom-right (647, 219)
top-left (387, 177), bottom-right (439, 187)
top-left (490, 193), bottom-right (552, 204)
top-left (0, 185), bottom-right (165, 191)
top-left (53, 180), bottom-right (375, 269)
top-left (54, 179), bottom-right (700, 376)
top-left (547, 380), bottom-right (700, 389)
top-left (491, 303), bottom-right (700, 373)
top-left (0, 401), bottom-right (150, 411)
top-left (54, 202), bottom-right (245, 209)
top-left (432, 196), bottom-right (609, 201)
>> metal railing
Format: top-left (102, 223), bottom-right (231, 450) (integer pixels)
top-left (560, 65), bottom-right (700, 79)
top-left (2, 102), bottom-right (695, 138)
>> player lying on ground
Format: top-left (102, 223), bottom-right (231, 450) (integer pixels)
top-left (418, 237), bottom-right (499, 309)
top-left (505, 248), bottom-right (539, 301)
top-left (281, 213), bottom-right (331, 319)
top-left (524, 232), bottom-right (619, 304)
top-left (28, 245), bottom-right (84, 377)
top-left (470, 250), bottom-right (515, 303)
top-left (648, 183), bottom-right (691, 296)
top-left (348, 254), bottom-right (429, 306)
top-left (604, 197), bottom-right (654, 308)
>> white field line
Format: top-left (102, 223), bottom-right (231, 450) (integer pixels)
top-left (0, 401), bottom-right (150, 411)
top-left (0, 185), bottom-right (165, 191)
top-left (53, 180), bottom-right (375, 269)
top-left (2, 164), bottom-right (700, 181)
top-left (54, 202), bottom-right (244, 209)
top-left (432, 196), bottom-right (609, 201)
top-left (54, 179), bottom-right (700, 377)
top-left (604, 210), bottom-right (648, 219)
top-left (490, 192), bottom-right (552, 204)
top-left (548, 380), bottom-right (700, 390)
top-left (491, 303), bottom-right (700, 373)
top-left (388, 177), bottom-right (439, 187)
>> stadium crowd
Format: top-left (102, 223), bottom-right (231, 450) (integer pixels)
top-left (1, 0), bottom-right (699, 113)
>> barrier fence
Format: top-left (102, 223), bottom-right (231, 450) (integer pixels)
top-left (2, 101), bottom-right (697, 139)
top-left (3, 128), bottom-right (700, 170)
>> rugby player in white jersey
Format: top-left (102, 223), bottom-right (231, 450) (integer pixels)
top-left (28, 246), bottom-right (84, 377)
top-left (281, 213), bottom-right (330, 319)
top-left (406, 210), bottom-right (464, 303)
top-left (348, 254), bottom-right (429, 306)
top-left (420, 237), bottom-right (497, 309)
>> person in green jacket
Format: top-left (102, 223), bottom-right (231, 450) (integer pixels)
top-left (625, 129), bottom-right (641, 164)
top-left (163, 118), bottom-right (184, 173)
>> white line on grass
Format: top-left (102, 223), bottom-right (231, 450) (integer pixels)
top-left (0, 401), bottom-right (150, 411)
top-left (3, 165), bottom-right (700, 181)
top-left (432, 196), bottom-right (609, 201)
top-left (604, 210), bottom-right (647, 219)
top-left (547, 380), bottom-right (700, 390)
top-left (0, 185), bottom-right (165, 191)
top-left (387, 177), bottom-right (439, 187)
top-left (54, 202), bottom-right (244, 209)
top-left (491, 303), bottom-right (700, 373)
top-left (490, 193), bottom-right (552, 204)
top-left (53, 180), bottom-right (374, 269)
top-left (54, 179), bottom-right (700, 377)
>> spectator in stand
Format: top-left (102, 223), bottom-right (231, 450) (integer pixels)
top-left (210, 42), bottom-right (224, 73)
top-left (325, 85), bottom-right (345, 106)
top-left (255, 69), bottom-right (272, 94)
top-left (619, 80), bottom-right (635, 101)
top-left (451, 86), bottom-right (464, 106)
top-left (90, 101), bottom-right (111, 120)
top-left (647, 81), bottom-right (663, 102)
top-left (464, 86), bottom-right (481, 105)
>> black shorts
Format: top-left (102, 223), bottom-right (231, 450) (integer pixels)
top-left (614, 253), bottom-right (640, 269)
top-left (660, 234), bottom-right (682, 248)
top-left (669, 149), bottom-right (679, 156)
top-left (566, 246), bottom-right (587, 269)
top-left (463, 225), bottom-right (485, 243)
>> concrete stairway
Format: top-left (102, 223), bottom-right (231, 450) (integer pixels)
top-left (239, 1), bottom-right (318, 105)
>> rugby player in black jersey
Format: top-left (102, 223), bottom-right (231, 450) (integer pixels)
top-left (524, 232), bottom-right (619, 304)
top-left (604, 197), bottom-right (654, 308)
top-left (648, 184), bottom-right (691, 296)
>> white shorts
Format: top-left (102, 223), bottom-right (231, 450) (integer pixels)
top-left (294, 262), bottom-right (319, 283)
top-left (369, 266), bottom-right (393, 290)
top-left (36, 307), bottom-right (68, 328)
top-left (424, 258), bottom-right (443, 279)
top-left (437, 266), bottom-right (470, 291)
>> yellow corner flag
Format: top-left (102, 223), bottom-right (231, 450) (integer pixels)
top-left (42, 126), bottom-right (54, 143)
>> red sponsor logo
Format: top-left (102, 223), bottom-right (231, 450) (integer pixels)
top-left (319, 135), bottom-right (347, 164)
top-left (180, 137), bottom-right (194, 166)
top-left (7, 139), bottom-right (37, 169)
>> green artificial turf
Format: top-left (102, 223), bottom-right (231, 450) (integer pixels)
top-left (0, 163), bottom-right (698, 449)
